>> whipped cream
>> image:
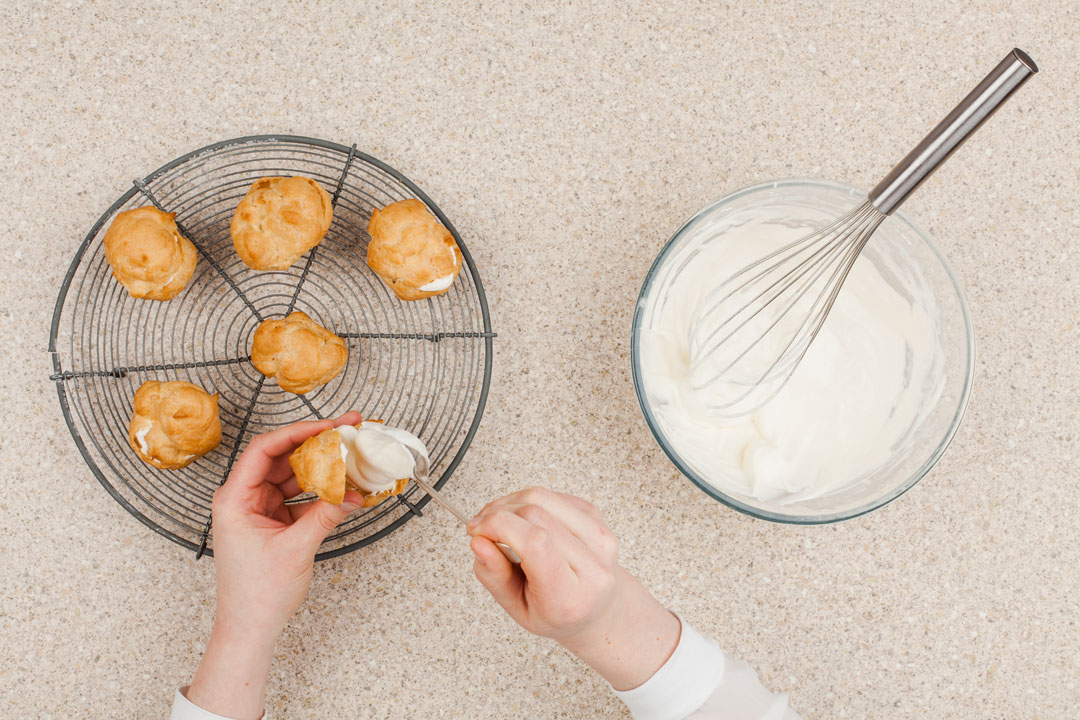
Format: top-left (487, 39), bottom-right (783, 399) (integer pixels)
top-left (135, 423), bottom-right (152, 455)
top-left (640, 203), bottom-right (944, 503)
top-left (419, 273), bottom-right (455, 293)
top-left (337, 421), bottom-right (428, 494)
top-left (416, 245), bottom-right (459, 293)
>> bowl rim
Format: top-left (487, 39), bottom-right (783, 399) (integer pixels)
top-left (630, 177), bottom-right (976, 524)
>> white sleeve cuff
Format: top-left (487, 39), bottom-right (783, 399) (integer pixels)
top-left (170, 687), bottom-right (267, 720)
top-left (611, 618), bottom-right (727, 720)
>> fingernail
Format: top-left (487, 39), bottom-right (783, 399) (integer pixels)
top-left (472, 547), bottom-right (488, 567)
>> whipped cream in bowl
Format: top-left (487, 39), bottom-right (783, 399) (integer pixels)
top-left (631, 179), bottom-right (975, 523)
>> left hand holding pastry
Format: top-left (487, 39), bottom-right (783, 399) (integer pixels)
top-left (185, 413), bottom-right (365, 719)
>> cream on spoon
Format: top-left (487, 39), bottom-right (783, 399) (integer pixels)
top-left (337, 421), bottom-right (429, 494)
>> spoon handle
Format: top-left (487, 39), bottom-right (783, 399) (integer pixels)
top-left (494, 542), bottom-right (523, 564)
top-left (411, 470), bottom-right (522, 564)
top-left (410, 470), bottom-right (471, 524)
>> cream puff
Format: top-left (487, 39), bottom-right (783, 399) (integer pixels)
top-left (128, 380), bottom-right (222, 469)
top-left (289, 420), bottom-right (427, 506)
top-left (103, 207), bottom-right (198, 301)
top-left (366, 199), bottom-right (462, 301)
top-left (250, 311), bottom-right (348, 394)
top-left (231, 176), bottom-right (333, 270)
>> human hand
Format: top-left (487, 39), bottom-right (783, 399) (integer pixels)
top-left (186, 413), bottom-right (364, 719)
top-left (467, 487), bottom-right (681, 691)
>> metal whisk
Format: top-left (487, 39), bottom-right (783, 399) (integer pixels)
top-left (688, 48), bottom-right (1037, 416)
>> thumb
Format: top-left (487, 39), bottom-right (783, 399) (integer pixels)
top-left (471, 535), bottom-right (526, 619)
top-left (289, 498), bottom-right (359, 553)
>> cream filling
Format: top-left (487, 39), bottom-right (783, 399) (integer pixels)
top-left (136, 422), bottom-right (193, 463)
top-left (416, 245), bottom-right (458, 293)
top-left (135, 423), bottom-right (152, 455)
top-left (418, 273), bottom-right (455, 293)
top-left (337, 421), bottom-right (429, 494)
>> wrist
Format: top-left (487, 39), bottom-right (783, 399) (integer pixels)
top-left (186, 617), bottom-right (278, 719)
top-left (212, 601), bottom-right (284, 654)
top-left (559, 568), bottom-right (681, 691)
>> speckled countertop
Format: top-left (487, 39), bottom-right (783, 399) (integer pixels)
top-left (2, 2), bottom-right (1078, 718)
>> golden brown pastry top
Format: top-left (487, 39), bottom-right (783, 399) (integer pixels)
top-left (231, 176), bottom-right (333, 270)
top-left (290, 427), bottom-right (347, 504)
top-left (250, 311), bottom-right (348, 394)
top-left (128, 380), bottom-right (222, 470)
top-left (289, 423), bottom-right (409, 507)
top-left (103, 207), bottom-right (198, 301)
top-left (366, 199), bottom-right (462, 301)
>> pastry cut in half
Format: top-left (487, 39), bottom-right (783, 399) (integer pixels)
top-left (128, 380), bottom-right (222, 469)
top-left (250, 311), bottom-right (348, 394)
top-left (231, 176), bottom-right (333, 270)
top-left (289, 420), bottom-right (428, 507)
top-left (366, 199), bottom-right (462, 301)
top-left (103, 206), bottom-right (198, 301)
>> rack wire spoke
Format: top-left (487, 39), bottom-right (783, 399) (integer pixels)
top-left (49, 135), bottom-right (494, 561)
top-left (49, 356), bottom-right (253, 381)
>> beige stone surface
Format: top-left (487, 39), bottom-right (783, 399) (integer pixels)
top-left (2, 1), bottom-right (1078, 717)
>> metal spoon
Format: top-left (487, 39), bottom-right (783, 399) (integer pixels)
top-left (404, 445), bottom-right (522, 564)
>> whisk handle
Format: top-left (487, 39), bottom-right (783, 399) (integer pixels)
top-left (868, 48), bottom-right (1037, 215)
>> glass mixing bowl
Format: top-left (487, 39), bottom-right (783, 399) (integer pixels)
top-left (631, 179), bottom-right (975, 523)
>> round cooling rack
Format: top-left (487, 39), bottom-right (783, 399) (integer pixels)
top-left (48, 135), bottom-right (494, 561)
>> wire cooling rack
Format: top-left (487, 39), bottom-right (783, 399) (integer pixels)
top-left (48, 135), bottom-right (494, 561)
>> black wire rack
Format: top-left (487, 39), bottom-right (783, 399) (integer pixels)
top-left (48, 135), bottom-right (494, 561)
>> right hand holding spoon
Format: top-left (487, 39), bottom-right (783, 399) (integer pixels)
top-left (467, 487), bottom-right (682, 691)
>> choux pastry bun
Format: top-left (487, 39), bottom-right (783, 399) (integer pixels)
top-left (366, 199), bottom-right (462, 301)
top-left (231, 176), bottom-right (333, 270)
top-left (128, 380), bottom-right (222, 469)
top-left (250, 311), bottom-right (348, 394)
top-left (103, 207), bottom-right (198, 301)
top-left (289, 420), bottom-right (427, 507)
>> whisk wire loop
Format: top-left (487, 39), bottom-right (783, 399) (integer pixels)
top-left (689, 203), bottom-right (882, 387)
top-left (689, 203), bottom-right (866, 351)
top-left (715, 211), bottom-right (885, 415)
